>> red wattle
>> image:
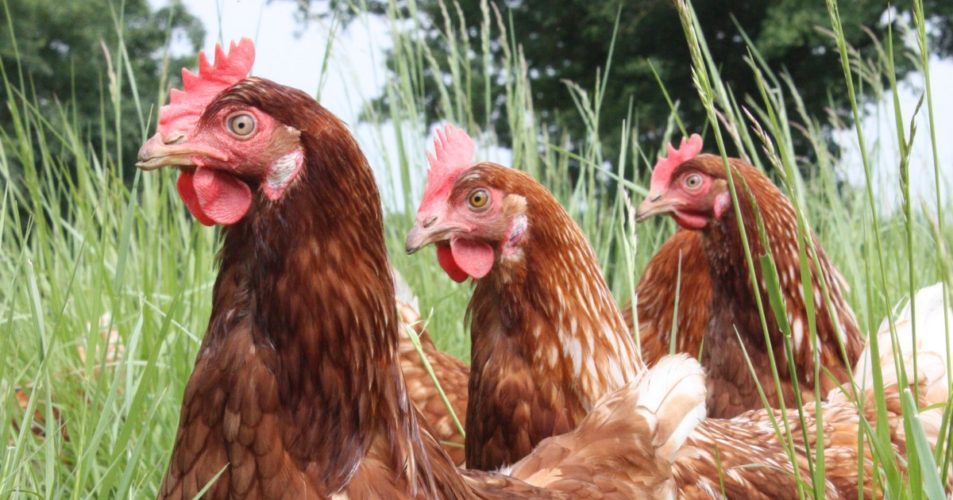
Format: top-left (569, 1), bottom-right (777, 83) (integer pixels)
top-left (449, 238), bottom-right (494, 279)
top-left (175, 168), bottom-right (252, 226)
top-left (177, 171), bottom-right (215, 226)
top-left (436, 243), bottom-right (469, 282)
top-left (192, 168), bottom-right (252, 225)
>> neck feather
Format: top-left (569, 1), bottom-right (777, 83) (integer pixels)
top-left (472, 188), bottom-right (642, 405)
top-left (206, 121), bottom-right (419, 491)
top-left (702, 162), bottom-right (860, 370)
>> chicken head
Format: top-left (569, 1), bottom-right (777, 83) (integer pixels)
top-left (405, 125), bottom-right (529, 282)
top-left (137, 38), bottom-right (305, 225)
top-left (635, 134), bottom-right (734, 230)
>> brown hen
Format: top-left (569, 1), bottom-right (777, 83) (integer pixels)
top-left (404, 126), bottom-right (950, 497)
top-left (139, 39), bottom-right (706, 499)
top-left (636, 136), bottom-right (865, 417)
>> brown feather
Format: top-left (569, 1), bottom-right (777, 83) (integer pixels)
top-left (397, 301), bottom-right (469, 465)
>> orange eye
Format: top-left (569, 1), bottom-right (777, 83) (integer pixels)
top-left (683, 173), bottom-right (703, 191)
top-left (467, 189), bottom-right (490, 210)
top-left (226, 112), bottom-right (257, 138)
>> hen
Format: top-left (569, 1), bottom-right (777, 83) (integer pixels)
top-left (138, 38), bottom-right (706, 498)
top-left (636, 135), bottom-right (865, 417)
top-left (405, 126), bottom-right (643, 469)
top-left (405, 125), bottom-right (951, 497)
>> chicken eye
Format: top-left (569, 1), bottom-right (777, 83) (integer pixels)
top-left (226, 112), bottom-right (257, 138)
top-left (683, 173), bottom-right (703, 191)
top-left (467, 189), bottom-right (490, 211)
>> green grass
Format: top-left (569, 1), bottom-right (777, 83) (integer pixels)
top-left (2, 0), bottom-right (952, 497)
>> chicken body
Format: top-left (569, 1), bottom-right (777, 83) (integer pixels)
top-left (636, 151), bottom-right (865, 417)
top-left (396, 298), bottom-right (469, 465)
top-left (699, 159), bottom-right (863, 416)
top-left (152, 82), bottom-right (474, 498)
top-left (624, 155), bottom-right (863, 417)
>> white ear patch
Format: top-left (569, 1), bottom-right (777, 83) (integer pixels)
top-left (713, 191), bottom-right (732, 219)
top-left (502, 214), bottom-right (528, 258)
top-left (263, 148), bottom-right (304, 200)
top-left (507, 215), bottom-right (528, 246)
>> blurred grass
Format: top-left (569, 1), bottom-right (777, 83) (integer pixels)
top-left (1, 0), bottom-right (952, 497)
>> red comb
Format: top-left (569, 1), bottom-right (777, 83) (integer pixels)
top-left (418, 124), bottom-right (475, 214)
top-left (649, 133), bottom-right (703, 193)
top-left (157, 38), bottom-right (256, 138)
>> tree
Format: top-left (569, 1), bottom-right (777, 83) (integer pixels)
top-left (0, 0), bottom-right (204, 170)
top-left (294, 0), bottom-right (953, 165)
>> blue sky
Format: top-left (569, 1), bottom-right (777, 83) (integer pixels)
top-left (153, 0), bottom-right (952, 214)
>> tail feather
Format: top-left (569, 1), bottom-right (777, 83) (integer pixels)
top-left (634, 354), bottom-right (708, 462)
top-left (853, 282), bottom-right (952, 444)
top-left (857, 283), bottom-right (952, 395)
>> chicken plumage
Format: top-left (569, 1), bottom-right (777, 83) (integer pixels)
top-left (636, 135), bottom-right (865, 417)
top-left (406, 127), bottom-right (642, 468)
top-left (139, 39), bottom-right (706, 498)
top-left (404, 125), bottom-right (951, 497)
top-left (393, 267), bottom-right (470, 465)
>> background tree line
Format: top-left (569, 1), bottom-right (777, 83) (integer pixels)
top-left (292, 0), bottom-right (953, 169)
top-left (0, 0), bottom-right (203, 173)
top-left (3, 0), bottom-right (953, 179)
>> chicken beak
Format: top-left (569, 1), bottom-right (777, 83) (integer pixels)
top-left (405, 216), bottom-right (451, 254)
top-left (136, 132), bottom-right (227, 171)
top-left (635, 193), bottom-right (676, 223)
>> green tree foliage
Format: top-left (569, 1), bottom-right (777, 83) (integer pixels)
top-left (296, 0), bottom-right (953, 163)
top-left (0, 0), bottom-right (203, 171)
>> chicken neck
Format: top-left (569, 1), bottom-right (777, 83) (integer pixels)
top-left (699, 160), bottom-right (859, 417)
top-left (185, 113), bottom-right (449, 494)
top-left (465, 175), bottom-right (642, 469)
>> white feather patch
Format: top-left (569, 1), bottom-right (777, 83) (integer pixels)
top-left (634, 354), bottom-right (707, 462)
top-left (792, 317), bottom-right (804, 353)
top-left (263, 148), bottom-right (304, 200)
top-left (567, 336), bottom-right (583, 376)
